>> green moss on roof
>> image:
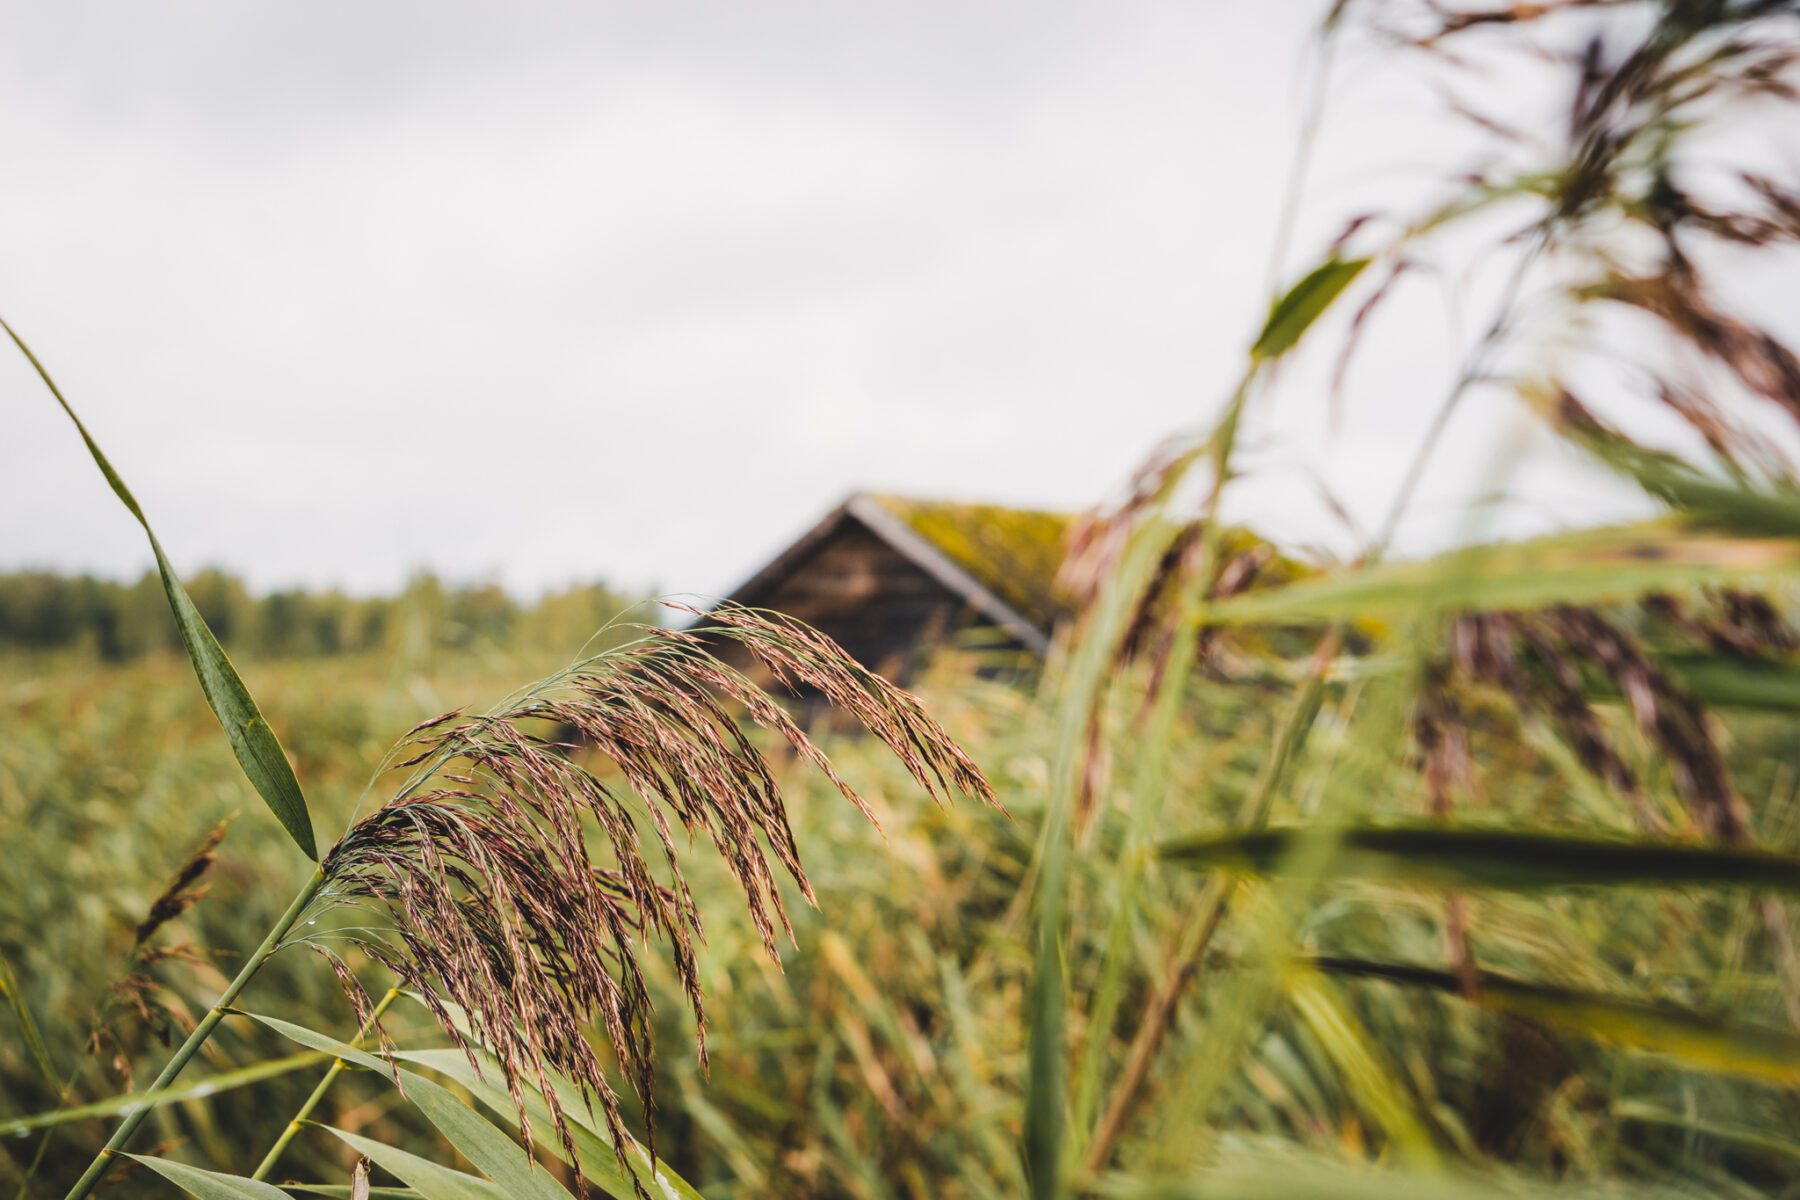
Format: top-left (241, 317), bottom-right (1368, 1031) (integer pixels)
top-left (868, 493), bottom-right (1313, 638)
top-left (870, 495), bottom-right (1075, 633)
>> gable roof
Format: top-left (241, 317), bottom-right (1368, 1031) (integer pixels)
top-left (725, 492), bottom-right (1072, 654)
top-left (722, 492), bottom-right (1314, 661)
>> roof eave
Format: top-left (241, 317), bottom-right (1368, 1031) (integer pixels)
top-left (844, 494), bottom-right (1052, 655)
top-left (712, 492), bottom-right (1054, 656)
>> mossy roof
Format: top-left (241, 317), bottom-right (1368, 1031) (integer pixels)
top-left (866, 494), bottom-right (1312, 640)
top-left (729, 491), bottom-right (1309, 651)
top-left (867, 495), bottom-right (1076, 634)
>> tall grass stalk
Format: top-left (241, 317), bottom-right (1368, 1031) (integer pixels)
top-left (60, 867), bottom-right (325, 1199)
top-left (12, 3), bottom-right (1800, 1196)
top-left (249, 985), bottom-right (401, 1182)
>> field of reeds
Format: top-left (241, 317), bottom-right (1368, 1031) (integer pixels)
top-left (9, 2), bottom-right (1800, 1198)
top-left (9, 598), bottom-right (1800, 1199)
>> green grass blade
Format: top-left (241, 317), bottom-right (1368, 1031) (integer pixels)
top-left (1121, 1162), bottom-right (1616, 1200)
top-left (1638, 469), bottom-right (1800, 538)
top-left (0, 1051), bottom-right (327, 1136)
top-left (1311, 956), bottom-right (1800, 1085)
top-left (1612, 1101), bottom-right (1800, 1163)
top-left (393, 1049), bottom-right (704, 1200)
top-left (1026, 513), bottom-right (1188, 1195)
top-left (394, 1071), bottom-right (571, 1200)
top-left (1284, 973), bottom-right (1439, 1157)
top-left (1655, 653), bottom-right (1800, 712)
top-left (672, 1076), bottom-right (769, 1191)
top-left (1560, 412), bottom-right (1800, 538)
top-left (1202, 522), bottom-right (1800, 626)
top-left (1161, 825), bottom-right (1800, 893)
top-left (1253, 256), bottom-right (1369, 360)
top-left (239, 1014), bottom-right (566, 1199)
top-left (2, 317), bottom-right (317, 859)
top-left (230, 1011), bottom-right (388, 1073)
top-left (0, 947), bottom-right (55, 1085)
top-left (315, 1127), bottom-right (504, 1200)
top-left (121, 1156), bottom-right (293, 1200)
top-left (247, 1011), bottom-right (702, 1200)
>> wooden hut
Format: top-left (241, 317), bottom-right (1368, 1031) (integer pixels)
top-left (718, 492), bottom-right (1073, 683)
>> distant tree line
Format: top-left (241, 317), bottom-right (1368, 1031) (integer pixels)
top-left (0, 569), bottom-right (644, 661)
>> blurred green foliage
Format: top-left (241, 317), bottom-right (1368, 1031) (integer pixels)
top-left (9, 634), bottom-right (1800, 1197)
top-left (0, 571), bottom-right (639, 663)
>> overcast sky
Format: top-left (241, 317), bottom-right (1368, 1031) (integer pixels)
top-left (7, 3), bottom-right (1780, 599)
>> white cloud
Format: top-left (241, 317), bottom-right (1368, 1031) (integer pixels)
top-left (3, 3), bottom-right (1786, 601)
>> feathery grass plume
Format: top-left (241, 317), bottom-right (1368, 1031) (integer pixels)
top-left (1064, 503), bottom-right (1288, 690)
top-left (1378, 0), bottom-right (1800, 1041)
top-left (1410, 593), bottom-right (1770, 986)
top-left (81, 822), bottom-right (233, 1084)
top-left (134, 820), bottom-right (229, 948)
top-left (1059, 500), bottom-right (1245, 819)
top-left (314, 602), bottom-right (993, 1194)
top-left (1643, 586), bottom-right (1796, 658)
top-left (1424, 576), bottom-right (1800, 846)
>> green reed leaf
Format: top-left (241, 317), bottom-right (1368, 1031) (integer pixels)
top-left (361, 997), bottom-right (650, 1193)
top-left (316, 1127), bottom-right (504, 1200)
top-left (395, 1071), bottom-right (571, 1200)
top-left (1161, 825), bottom-right (1800, 893)
top-left (245, 1010), bottom-right (698, 1200)
top-left (1636, 467), bottom-right (1800, 539)
top-left (0, 1051), bottom-right (327, 1136)
top-left (1655, 653), bottom-right (1800, 712)
top-left (1285, 973), bottom-right (1440, 1156)
top-left (2, 317), bottom-right (317, 859)
top-left (1125, 1161), bottom-right (1611, 1199)
top-left (1311, 956), bottom-right (1800, 1085)
top-left (0, 946), bottom-right (55, 1085)
top-left (122, 1156), bottom-right (293, 1200)
top-left (1026, 501), bottom-right (1192, 1195)
top-left (241, 1016), bottom-right (563, 1197)
top-left (1253, 256), bottom-right (1369, 360)
top-left (1612, 1101), bottom-right (1800, 1163)
top-left (393, 1049), bottom-right (705, 1200)
top-left (231, 1010), bottom-right (388, 1073)
top-left (1558, 408), bottom-right (1800, 539)
top-left (1203, 521), bottom-right (1800, 626)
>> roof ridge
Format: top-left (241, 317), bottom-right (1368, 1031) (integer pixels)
top-left (843, 495), bottom-right (1052, 652)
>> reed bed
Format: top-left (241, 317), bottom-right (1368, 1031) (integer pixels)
top-left (8, 2), bottom-right (1800, 1198)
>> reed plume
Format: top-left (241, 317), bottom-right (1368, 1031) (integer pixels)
top-left (1423, 587), bottom-right (1797, 843)
top-left (313, 602), bottom-right (994, 1192)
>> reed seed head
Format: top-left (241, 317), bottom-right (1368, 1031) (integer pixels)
top-left (314, 603), bottom-right (994, 1193)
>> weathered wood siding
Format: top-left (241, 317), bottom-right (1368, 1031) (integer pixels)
top-left (725, 516), bottom-right (1025, 683)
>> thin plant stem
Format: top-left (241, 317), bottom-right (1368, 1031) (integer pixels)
top-left (20, 883), bottom-right (242, 1199)
top-left (1083, 630), bottom-right (1336, 1175)
top-left (1084, 205), bottom-right (1558, 1171)
top-left (1367, 225), bottom-right (1549, 557)
top-left (15, 1041), bottom-right (87, 1200)
top-left (250, 985), bottom-right (401, 1182)
top-left (1072, 181), bottom-right (1543, 1190)
top-left (1067, 615), bottom-right (1200, 1149)
top-left (61, 867), bottom-right (326, 1200)
top-left (1263, 11), bottom-right (1342, 296)
top-left (1067, 15), bottom-right (1359, 1167)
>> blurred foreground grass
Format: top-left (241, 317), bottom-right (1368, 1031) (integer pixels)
top-left (7, 632), bottom-right (1800, 1197)
top-left (12, 5), bottom-right (1800, 1197)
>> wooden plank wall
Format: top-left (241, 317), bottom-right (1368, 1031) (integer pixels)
top-left (725, 518), bottom-right (1021, 684)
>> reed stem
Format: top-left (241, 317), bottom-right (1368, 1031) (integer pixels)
top-left (249, 985), bottom-right (400, 1182)
top-left (61, 867), bottom-right (325, 1200)
top-left (1084, 630), bottom-right (1336, 1174)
